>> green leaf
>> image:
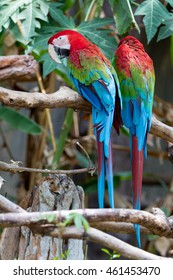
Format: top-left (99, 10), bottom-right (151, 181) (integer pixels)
top-left (81, 29), bottom-right (117, 59)
top-left (78, 18), bottom-right (114, 30)
top-left (49, 6), bottom-right (75, 29)
top-left (135, 0), bottom-right (171, 43)
top-left (157, 14), bottom-right (173, 41)
top-left (62, 213), bottom-right (89, 231)
top-left (50, 0), bottom-right (75, 12)
top-left (46, 214), bottom-right (56, 223)
top-left (165, 0), bottom-right (173, 6)
top-left (39, 52), bottom-right (70, 80)
top-left (81, 216), bottom-right (90, 231)
top-left (39, 52), bottom-right (58, 78)
top-left (0, 106), bottom-right (43, 135)
top-left (110, 0), bottom-right (140, 35)
top-left (0, 0), bottom-right (24, 32)
top-left (101, 248), bottom-right (120, 259)
top-left (73, 214), bottom-right (89, 231)
top-left (0, 0), bottom-right (49, 44)
top-left (74, 214), bottom-right (83, 229)
top-left (33, 33), bottom-right (53, 52)
top-left (77, 18), bottom-right (118, 59)
top-left (101, 248), bottom-right (111, 255)
top-left (18, 0), bottom-right (49, 43)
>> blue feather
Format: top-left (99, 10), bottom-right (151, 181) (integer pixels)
top-left (70, 65), bottom-right (119, 208)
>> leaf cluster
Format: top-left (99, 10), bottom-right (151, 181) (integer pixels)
top-left (135, 0), bottom-right (173, 42)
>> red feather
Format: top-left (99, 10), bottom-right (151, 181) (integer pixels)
top-left (132, 135), bottom-right (143, 209)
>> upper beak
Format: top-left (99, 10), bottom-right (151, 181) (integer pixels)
top-left (48, 44), bottom-right (61, 64)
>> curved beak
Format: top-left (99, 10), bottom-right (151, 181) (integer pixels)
top-left (48, 44), bottom-right (61, 64)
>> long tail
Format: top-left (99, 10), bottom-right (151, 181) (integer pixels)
top-left (106, 139), bottom-right (114, 208)
top-left (97, 137), bottom-right (105, 208)
top-left (97, 133), bottom-right (114, 208)
top-left (131, 135), bottom-right (144, 248)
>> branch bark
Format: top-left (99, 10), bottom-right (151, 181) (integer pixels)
top-left (0, 86), bottom-right (89, 111)
top-left (0, 208), bottom-right (172, 238)
top-left (0, 194), bottom-right (172, 260)
top-left (0, 160), bottom-right (95, 175)
top-left (0, 55), bottom-right (38, 81)
top-left (34, 225), bottom-right (166, 260)
top-left (0, 86), bottom-right (173, 143)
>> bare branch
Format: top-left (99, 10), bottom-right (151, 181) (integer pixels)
top-left (0, 194), bottom-right (26, 213)
top-left (150, 116), bottom-right (173, 144)
top-left (0, 86), bottom-right (90, 111)
top-left (0, 160), bottom-right (95, 175)
top-left (0, 86), bottom-right (173, 143)
top-left (91, 221), bottom-right (150, 234)
top-left (34, 226), bottom-right (166, 260)
top-left (0, 55), bottom-right (37, 81)
top-left (0, 194), bottom-right (150, 235)
top-left (168, 142), bottom-right (173, 164)
top-left (0, 208), bottom-right (172, 238)
top-left (0, 194), bottom-right (171, 260)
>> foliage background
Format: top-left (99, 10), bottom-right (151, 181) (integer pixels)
top-left (0, 0), bottom-right (173, 258)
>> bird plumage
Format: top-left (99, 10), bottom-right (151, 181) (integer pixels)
top-left (113, 36), bottom-right (155, 247)
top-left (48, 30), bottom-right (122, 208)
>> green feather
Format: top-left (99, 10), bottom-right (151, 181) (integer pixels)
top-left (68, 52), bottom-right (113, 85)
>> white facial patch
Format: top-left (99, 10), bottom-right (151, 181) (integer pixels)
top-left (48, 44), bottom-right (61, 63)
top-left (53, 35), bottom-right (70, 50)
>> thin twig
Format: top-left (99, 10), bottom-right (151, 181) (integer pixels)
top-left (0, 125), bottom-right (14, 159)
top-left (0, 160), bottom-right (95, 175)
top-left (76, 141), bottom-right (96, 175)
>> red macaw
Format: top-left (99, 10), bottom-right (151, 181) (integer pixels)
top-left (113, 36), bottom-right (155, 247)
top-left (48, 30), bottom-right (122, 208)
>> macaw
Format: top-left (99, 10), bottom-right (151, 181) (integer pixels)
top-left (113, 36), bottom-right (155, 247)
top-left (48, 30), bottom-right (122, 208)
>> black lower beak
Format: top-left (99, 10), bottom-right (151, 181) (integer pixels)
top-left (54, 46), bottom-right (70, 59)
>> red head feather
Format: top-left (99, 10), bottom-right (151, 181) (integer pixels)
top-left (48, 30), bottom-right (93, 52)
top-left (48, 30), bottom-right (110, 68)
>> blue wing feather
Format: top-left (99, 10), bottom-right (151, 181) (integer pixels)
top-left (69, 65), bottom-right (121, 208)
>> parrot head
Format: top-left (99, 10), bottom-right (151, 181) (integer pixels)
top-left (48, 30), bottom-right (90, 63)
top-left (117, 36), bottom-right (144, 51)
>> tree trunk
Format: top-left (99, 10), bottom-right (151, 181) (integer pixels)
top-left (0, 174), bottom-right (84, 260)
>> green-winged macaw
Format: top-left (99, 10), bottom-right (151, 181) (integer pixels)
top-left (48, 30), bottom-right (122, 208)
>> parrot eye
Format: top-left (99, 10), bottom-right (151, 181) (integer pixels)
top-left (59, 36), bottom-right (62, 40)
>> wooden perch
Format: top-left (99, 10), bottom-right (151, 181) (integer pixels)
top-left (0, 192), bottom-right (171, 260)
top-left (0, 55), bottom-right (38, 81)
top-left (0, 207), bottom-right (172, 238)
top-left (0, 86), bottom-right (173, 143)
top-left (0, 160), bottom-right (95, 175)
top-left (0, 174), bottom-right (85, 260)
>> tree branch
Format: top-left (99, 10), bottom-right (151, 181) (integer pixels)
top-left (0, 208), bottom-right (172, 238)
top-left (0, 160), bottom-right (95, 175)
top-left (0, 86), bottom-right (172, 143)
top-left (0, 194), bottom-right (26, 213)
top-left (0, 194), bottom-right (171, 260)
top-left (0, 86), bottom-right (89, 111)
top-left (0, 55), bottom-right (37, 81)
top-left (34, 225), bottom-right (166, 260)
